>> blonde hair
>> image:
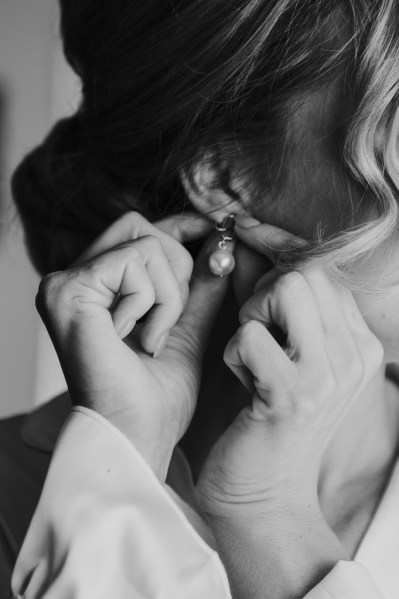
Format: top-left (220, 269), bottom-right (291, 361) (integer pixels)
top-left (12, 0), bottom-right (399, 281)
top-left (276, 0), bottom-right (399, 290)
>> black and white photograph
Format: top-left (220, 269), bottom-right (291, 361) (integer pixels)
top-left (0, 1), bottom-right (398, 597)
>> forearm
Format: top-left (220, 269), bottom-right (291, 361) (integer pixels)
top-left (104, 409), bottom-right (177, 482)
top-left (13, 409), bottom-right (231, 599)
top-left (207, 507), bottom-right (348, 599)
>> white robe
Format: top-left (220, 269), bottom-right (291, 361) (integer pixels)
top-left (12, 408), bottom-right (389, 598)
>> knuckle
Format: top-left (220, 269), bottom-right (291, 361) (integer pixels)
top-left (38, 272), bottom-right (58, 296)
top-left (180, 248), bottom-right (194, 277)
top-left (140, 234), bottom-right (162, 252)
top-left (134, 286), bottom-right (156, 312)
top-left (239, 291), bottom-right (270, 324)
top-left (144, 284), bottom-right (156, 306)
top-left (120, 243), bottom-right (142, 261)
top-left (123, 210), bottom-right (144, 231)
top-left (237, 320), bottom-right (263, 346)
top-left (36, 271), bottom-right (71, 318)
top-left (291, 392), bottom-right (317, 418)
top-left (365, 334), bottom-right (384, 370)
top-left (37, 272), bottom-right (65, 304)
top-left (274, 271), bottom-right (305, 298)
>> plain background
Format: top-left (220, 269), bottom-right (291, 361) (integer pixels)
top-left (0, 0), bottom-right (79, 416)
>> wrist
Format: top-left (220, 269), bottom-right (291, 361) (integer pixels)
top-left (205, 502), bottom-right (348, 599)
top-left (203, 495), bottom-right (325, 538)
top-left (103, 409), bottom-right (179, 482)
top-left (199, 476), bottom-right (320, 525)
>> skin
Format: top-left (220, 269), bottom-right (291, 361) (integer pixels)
top-left (37, 44), bottom-right (399, 599)
top-left (37, 211), bottom-right (232, 480)
top-left (180, 71), bottom-right (399, 596)
top-left (38, 209), bottom-right (396, 598)
top-left (246, 90), bottom-right (399, 547)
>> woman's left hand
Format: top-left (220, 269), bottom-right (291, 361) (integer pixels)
top-left (196, 218), bottom-right (384, 598)
top-left (199, 218), bottom-right (384, 514)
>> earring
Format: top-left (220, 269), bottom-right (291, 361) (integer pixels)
top-left (208, 214), bottom-right (236, 277)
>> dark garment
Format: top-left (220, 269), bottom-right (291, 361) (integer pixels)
top-left (0, 394), bottom-right (71, 598)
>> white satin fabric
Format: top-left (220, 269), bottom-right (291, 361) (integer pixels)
top-left (354, 455), bottom-right (399, 599)
top-left (12, 408), bottom-right (389, 598)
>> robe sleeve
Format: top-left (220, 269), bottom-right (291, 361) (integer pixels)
top-left (11, 408), bottom-right (386, 599)
top-left (304, 561), bottom-right (385, 598)
top-left (11, 407), bottom-right (231, 599)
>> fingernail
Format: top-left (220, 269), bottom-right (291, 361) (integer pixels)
top-left (235, 215), bottom-right (261, 229)
top-left (153, 331), bottom-right (169, 358)
top-left (118, 319), bottom-right (136, 339)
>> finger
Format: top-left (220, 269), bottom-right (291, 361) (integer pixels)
top-left (224, 320), bottom-right (295, 403)
top-left (239, 272), bottom-right (327, 364)
top-left (127, 236), bottom-right (185, 354)
top-left (78, 211), bottom-right (210, 261)
top-left (335, 285), bottom-right (384, 376)
top-left (253, 268), bottom-right (281, 294)
top-left (42, 248), bottom-right (156, 340)
top-left (74, 211), bottom-right (211, 304)
top-left (222, 335), bottom-right (256, 394)
top-left (169, 231), bottom-right (235, 362)
top-left (300, 269), bottom-right (353, 335)
top-left (234, 216), bottom-right (306, 262)
top-left (154, 213), bottom-right (213, 305)
top-left (72, 240), bottom-right (184, 351)
top-left (301, 269), bottom-right (383, 376)
top-left (155, 212), bottom-right (213, 243)
top-left (99, 249), bottom-right (155, 338)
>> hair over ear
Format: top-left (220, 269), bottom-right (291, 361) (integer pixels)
top-left (11, 0), bottom-right (399, 287)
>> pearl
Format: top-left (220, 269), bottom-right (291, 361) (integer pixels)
top-left (208, 249), bottom-right (236, 277)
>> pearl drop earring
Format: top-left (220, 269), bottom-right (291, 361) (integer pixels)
top-left (208, 214), bottom-right (236, 277)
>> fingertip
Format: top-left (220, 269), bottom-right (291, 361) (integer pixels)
top-left (235, 216), bottom-right (261, 229)
top-left (116, 319), bottom-right (136, 339)
top-left (179, 214), bottom-right (213, 242)
top-left (152, 330), bottom-right (170, 358)
top-left (157, 213), bottom-right (213, 243)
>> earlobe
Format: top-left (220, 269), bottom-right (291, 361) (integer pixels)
top-left (179, 159), bottom-right (249, 223)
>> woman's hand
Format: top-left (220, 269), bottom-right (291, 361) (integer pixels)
top-left (36, 211), bottom-right (232, 480)
top-left (197, 218), bottom-right (384, 598)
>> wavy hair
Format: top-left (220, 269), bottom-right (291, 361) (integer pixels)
top-left (12, 0), bottom-right (399, 288)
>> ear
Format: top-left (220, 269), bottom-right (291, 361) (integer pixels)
top-left (180, 157), bottom-right (251, 223)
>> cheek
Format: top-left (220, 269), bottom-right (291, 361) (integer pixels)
top-left (252, 166), bottom-right (366, 243)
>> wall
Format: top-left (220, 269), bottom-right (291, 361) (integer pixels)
top-left (0, 0), bottom-right (78, 416)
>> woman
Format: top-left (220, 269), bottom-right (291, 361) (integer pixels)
top-left (12, 210), bottom-right (386, 599)
top-left (12, 211), bottom-right (382, 599)
top-left (10, 0), bottom-right (399, 596)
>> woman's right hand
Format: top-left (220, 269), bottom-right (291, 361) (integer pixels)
top-left (36, 211), bottom-right (232, 480)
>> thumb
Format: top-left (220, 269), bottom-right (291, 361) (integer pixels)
top-left (173, 232), bottom-right (236, 359)
top-left (234, 216), bottom-right (306, 261)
